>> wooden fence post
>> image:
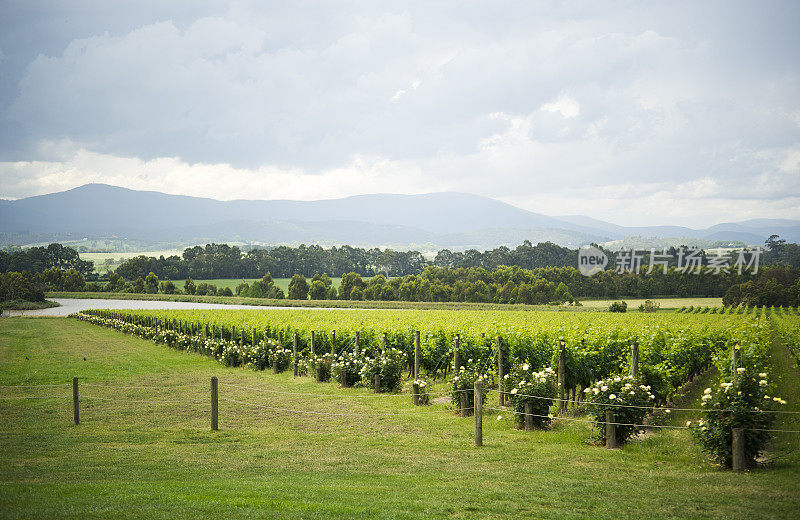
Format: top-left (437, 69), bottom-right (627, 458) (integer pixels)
top-left (605, 410), bottom-right (616, 449)
top-left (474, 380), bottom-right (483, 446)
top-left (732, 428), bottom-right (745, 471)
top-left (310, 331), bottom-right (315, 357)
top-left (460, 391), bottom-right (468, 417)
top-left (211, 376), bottom-right (219, 431)
top-left (414, 331), bottom-right (420, 381)
top-left (497, 335), bottom-right (504, 406)
top-left (524, 401), bottom-right (534, 431)
top-left (382, 333), bottom-right (387, 353)
top-left (355, 331), bottom-right (360, 356)
top-left (412, 382), bottom-right (420, 406)
top-left (558, 340), bottom-right (566, 413)
top-left (374, 373), bottom-right (380, 393)
top-left (332, 330), bottom-right (336, 354)
top-left (732, 342), bottom-right (740, 383)
top-left (631, 341), bottom-right (639, 379)
top-left (454, 334), bottom-right (461, 374)
top-left (274, 331), bottom-right (282, 374)
top-left (293, 333), bottom-right (299, 377)
top-left (72, 377), bottom-right (79, 425)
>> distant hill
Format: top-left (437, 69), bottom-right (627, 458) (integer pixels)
top-left (1, 184), bottom-right (797, 250)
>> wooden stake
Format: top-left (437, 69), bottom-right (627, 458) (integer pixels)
top-left (732, 427), bottom-right (745, 471)
top-left (72, 377), bottom-right (79, 426)
top-left (558, 340), bottom-right (566, 413)
top-left (414, 330), bottom-right (420, 381)
top-left (211, 376), bottom-right (219, 431)
top-left (605, 410), bottom-right (616, 449)
top-left (474, 380), bottom-right (483, 446)
top-left (631, 341), bottom-right (639, 379)
top-left (412, 382), bottom-right (420, 406)
top-left (293, 333), bottom-right (299, 377)
top-left (524, 401), bottom-right (534, 431)
top-left (497, 335), bottom-right (504, 406)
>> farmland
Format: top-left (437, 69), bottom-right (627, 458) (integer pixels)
top-left (2, 315), bottom-right (799, 519)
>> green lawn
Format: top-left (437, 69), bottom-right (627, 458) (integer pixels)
top-left (1, 317), bottom-right (798, 518)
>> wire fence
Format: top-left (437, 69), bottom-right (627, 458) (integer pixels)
top-left (3, 378), bottom-right (799, 437)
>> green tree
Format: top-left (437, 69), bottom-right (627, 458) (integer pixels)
top-left (184, 277), bottom-right (196, 295)
top-left (133, 277), bottom-right (145, 294)
top-left (144, 272), bottom-right (159, 294)
top-left (159, 280), bottom-right (176, 294)
top-left (308, 279), bottom-right (329, 300)
top-left (288, 274), bottom-right (310, 300)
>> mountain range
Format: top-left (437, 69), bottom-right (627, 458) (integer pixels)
top-left (1, 184), bottom-right (798, 251)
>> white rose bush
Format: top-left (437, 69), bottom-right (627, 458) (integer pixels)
top-left (505, 364), bottom-right (557, 429)
top-left (450, 359), bottom-right (492, 413)
top-left (332, 350), bottom-right (366, 387)
top-left (584, 375), bottom-right (654, 445)
top-left (358, 347), bottom-right (407, 392)
top-left (690, 368), bottom-right (783, 468)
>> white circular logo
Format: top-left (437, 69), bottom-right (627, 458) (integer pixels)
top-left (578, 246), bottom-right (608, 276)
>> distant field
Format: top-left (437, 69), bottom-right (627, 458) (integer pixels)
top-left (580, 297), bottom-right (723, 310)
top-left (196, 278), bottom-right (342, 293)
top-left (80, 250), bottom-right (184, 274)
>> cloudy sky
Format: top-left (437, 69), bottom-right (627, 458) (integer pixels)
top-left (1, 0), bottom-right (798, 227)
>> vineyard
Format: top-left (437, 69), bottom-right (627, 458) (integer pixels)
top-left (72, 307), bottom-right (786, 413)
top-left (3, 309), bottom-right (799, 518)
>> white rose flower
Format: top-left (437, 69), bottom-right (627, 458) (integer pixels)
top-left (609, 394), bottom-right (617, 400)
top-left (601, 385), bottom-right (608, 392)
top-left (522, 363), bottom-right (530, 371)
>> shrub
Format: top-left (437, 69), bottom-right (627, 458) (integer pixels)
top-left (359, 347), bottom-right (407, 392)
top-left (450, 359), bottom-right (492, 413)
top-left (220, 287), bottom-right (233, 297)
top-left (332, 350), bottom-right (365, 387)
top-left (410, 379), bottom-right (431, 405)
top-left (506, 363), bottom-right (557, 429)
top-left (305, 353), bottom-right (334, 382)
top-left (584, 375), bottom-right (654, 446)
top-left (638, 300), bottom-right (660, 313)
top-left (690, 369), bottom-right (782, 468)
top-left (609, 301), bottom-right (627, 313)
top-left (270, 348), bottom-right (293, 373)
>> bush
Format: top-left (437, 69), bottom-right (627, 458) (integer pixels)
top-left (305, 353), bottom-right (334, 382)
top-left (691, 370), bottom-right (782, 468)
top-left (220, 287), bottom-right (233, 297)
top-left (410, 379), bottom-right (431, 405)
top-left (506, 363), bottom-right (557, 429)
top-left (332, 351), bottom-right (365, 387)
top-left (638, 300), bottom-right (660, 313)
top-left (0, 271), bottom-right (46, 302)
top-left (450, 359), bottom-right (492, 413)
top-left (270, 348), bottom-right (293, 373)
top-left (358, 347), bottom-right (407, 392)
top-left (584, 375), bottom-right (654, 445)
top-left (609, 301), bottom-right (627, 313)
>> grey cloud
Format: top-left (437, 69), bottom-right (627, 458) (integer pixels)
top-left (0, 0), bottom-right (798, 225)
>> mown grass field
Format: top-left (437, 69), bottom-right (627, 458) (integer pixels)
top-left (1, 317), bottom-right (799, 519)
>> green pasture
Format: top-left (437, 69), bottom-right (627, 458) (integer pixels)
top-left (1, 316), bottom-right (798, 519)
